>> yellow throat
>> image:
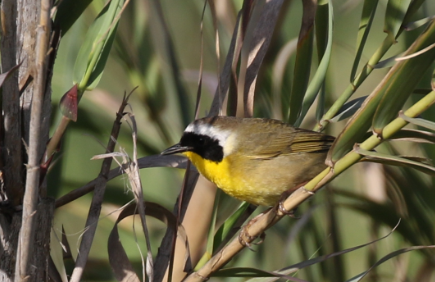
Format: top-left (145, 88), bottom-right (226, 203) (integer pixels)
top-left (183, 151), bottom-right (233, 192)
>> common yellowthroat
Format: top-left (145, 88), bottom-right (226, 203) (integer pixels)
top-left (162, 116), bottom-right (334, 206)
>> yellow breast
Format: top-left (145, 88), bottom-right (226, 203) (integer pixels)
top-left (182, 152), bottom-right (278, 206)
top-left (183, 152), bottom-right (235, 192)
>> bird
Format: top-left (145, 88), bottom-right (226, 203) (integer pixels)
top-left (161, 116), bottom-right (334, 207)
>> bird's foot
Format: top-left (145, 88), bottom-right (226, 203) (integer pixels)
top-left (278, 201), bottom-right (300, 218)
top-left (238, 212), bottom-right (267, 250)
top-left (277, 189), bottom-right (302, 218)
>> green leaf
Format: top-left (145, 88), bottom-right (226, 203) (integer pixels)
top-left (286, 0), bottom-right (316, 124)
top-left (389, 128), bottom-right (435, 144)
top-left (403, 15), bottom-right (435, 31)
top-left (384, 0), bottom-right (412, 41)
top-left (399, 111), bottom-right (435, 131)
top-left (73, 0), bottom-right (124, 91)
top-left (54, 0), bottom-right (93, 35)
top-left (329, 96), bottom-right (367, 123)
top-left (295, 0), bottom-right (333, 127)
top-left (356, 145), bottom-right (435, 176)
top-left (350, 0), bottom-right (379, 81)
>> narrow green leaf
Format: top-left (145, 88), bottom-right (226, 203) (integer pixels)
top-left (350, 0), bottom-right (379, 81)
top-left (295, 0), bottom-right (333, 127)
top-left (54, 0), bottom-right (93, 35)
top-left (286, 0), bottom-right (316, 124)
top-left (73, 0), bottom-right (124, 91)
top-left (329, 96), bottom-right (367, 123)
top-left (314, 0), bottom-right (330, 123)
top-left (86, 25), bottom-right (118, 90)
top-left (373, 21), bottom-right (435, 135)
top-left (389, 128), bottom-right (435, 144)
top-left (384, 0), bottom-right (412, 41)
top-left (399, 111), bottom-right (435, 131)
top-left (356, 145), bottom-right (435, 176)
top-left (403, 15), bottom-right (435, 31)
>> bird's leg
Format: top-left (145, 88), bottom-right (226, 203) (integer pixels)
top-left (238, 210), bottom-right (270, 250)
top-left (277, 182), bottom-right (309, 217)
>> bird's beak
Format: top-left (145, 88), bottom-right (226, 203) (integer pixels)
top-left (161, 143), bottom-right (192, 155)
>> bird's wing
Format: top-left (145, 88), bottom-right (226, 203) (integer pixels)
top-left (244, 127), bottom-right (334, 160)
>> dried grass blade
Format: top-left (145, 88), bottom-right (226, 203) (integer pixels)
top-left (123, 111), bottom-right (155, 281)
top-left (209, 11), bottom-right (243, 116)
top-left (287, 0), bottom-right (316, 124)
top-left (108, 202), bottom-right (185, 282)
top-left (69, 93), bottom-right (130, 282)
top-left (241, 0), bottom-right (284, 117)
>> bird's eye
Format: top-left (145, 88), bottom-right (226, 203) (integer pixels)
top-left (198, 137), bottom-right (205, 144)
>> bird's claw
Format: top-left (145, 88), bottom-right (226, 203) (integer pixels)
top-left (278, 201), bottom-right (300, 218)
top-left (238, 213), bottom-right (268, 250)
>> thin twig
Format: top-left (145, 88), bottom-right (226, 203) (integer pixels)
top-left (123, 111), bottom-right (155, 281)
top-left (54, 154), bottom-right (189, 208)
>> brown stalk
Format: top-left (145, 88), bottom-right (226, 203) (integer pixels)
top-left (16, 0), bottom-right (51, 279)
